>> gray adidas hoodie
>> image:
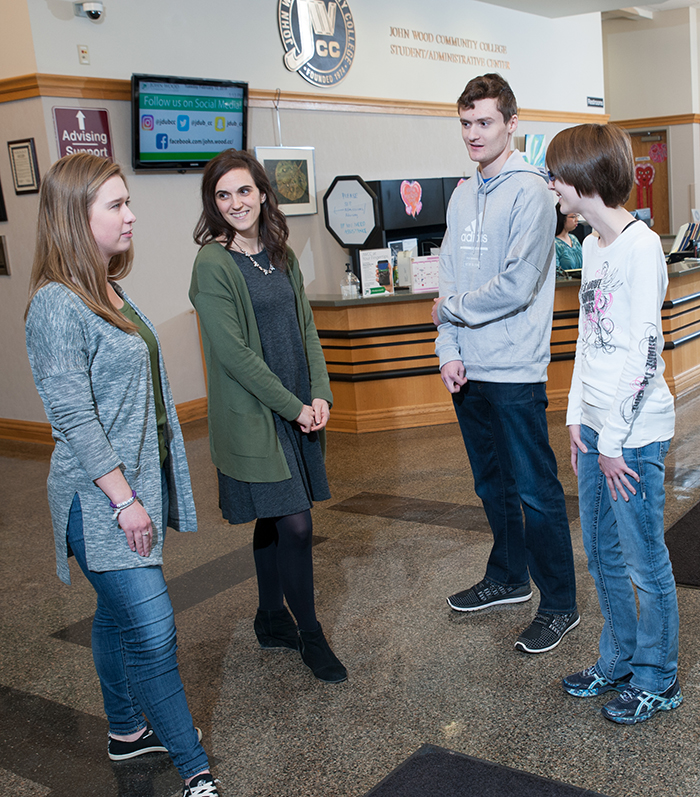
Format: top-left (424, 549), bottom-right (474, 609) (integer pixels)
top-left (435, 149), bottom-right (557, 383)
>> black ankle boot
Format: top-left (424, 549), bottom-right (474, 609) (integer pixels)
top-left (299, 624), bottom-right (347, 683)
top-left (254, 607), bottom-right (300, 650)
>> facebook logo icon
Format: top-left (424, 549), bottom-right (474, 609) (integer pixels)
top-left (177, 115), bottom-right (190, 131)
top-left (156, 134), bottom-right (169, 150)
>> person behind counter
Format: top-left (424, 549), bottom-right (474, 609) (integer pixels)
top-left (189, 149), bottom-right (346, 684)
top-left (24, 153), bottom-right (219, 797)
top-left (547, 124), bottom-right (679, 724)
top-left (555, 202), bottom-right (583, 276)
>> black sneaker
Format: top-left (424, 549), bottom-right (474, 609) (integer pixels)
top-left (108, 724), bottom-right (202, 761)
top-left (563, 665), bottom-right (631, 697)
top-left (601, 677), bottom-right (683, 724)
top-left (447, 578), bottom-right (532, 612)
top-left (108, 724), bottom-right (167, 761)
top-left (182, 773), bottom-right (221, 796)
top-left (514, 610), bottom-right (580, 653)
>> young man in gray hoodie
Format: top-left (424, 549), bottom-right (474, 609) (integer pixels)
top-left (432, 73), bottom-right (578, 653)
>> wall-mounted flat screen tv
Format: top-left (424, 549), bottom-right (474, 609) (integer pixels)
top-left (131, 74), bottom-right (248, 172)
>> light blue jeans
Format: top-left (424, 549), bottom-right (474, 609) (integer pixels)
top-left (578, 424), bottom-right (678, 694)
top-left (66, 472), bottom-right (209, 780)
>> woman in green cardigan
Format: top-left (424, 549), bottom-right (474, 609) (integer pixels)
top-left (190, 149), bottom-right (346, 683)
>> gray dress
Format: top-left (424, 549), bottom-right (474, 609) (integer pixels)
top-left (218, 250), bottom-right (330, 523)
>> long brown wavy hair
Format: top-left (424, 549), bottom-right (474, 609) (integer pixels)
top-left (25, 153), bottom-right (136, 332)
top-left (193, 149), bottom-right (289, 270)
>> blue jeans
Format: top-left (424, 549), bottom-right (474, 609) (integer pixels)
top-left (578, 424), bottom-right (678, 694)
top-left (452, 381), bottom-right (577, 613)
top-left (66, 472), bottom-right (208, 780)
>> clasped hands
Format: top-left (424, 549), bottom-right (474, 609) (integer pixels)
top-left (295, 398), bottom-right (330, 433)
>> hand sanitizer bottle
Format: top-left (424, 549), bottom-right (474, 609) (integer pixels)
top-left (340, 263), bottom-right (361, 299)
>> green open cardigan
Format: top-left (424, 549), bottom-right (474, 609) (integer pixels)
top-left (189, 242), bottom-right (333, 483)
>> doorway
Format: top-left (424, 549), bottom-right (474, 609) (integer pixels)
top-left (624, 129), bottom-right (670, 235)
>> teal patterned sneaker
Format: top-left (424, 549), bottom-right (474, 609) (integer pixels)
top-left (601, 677), bottom-right (683, 724)
top-left (563, 666), bottom-right (631, 697)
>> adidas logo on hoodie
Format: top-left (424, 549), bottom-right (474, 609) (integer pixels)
top-left (460, 219), bottom-right (488, 247)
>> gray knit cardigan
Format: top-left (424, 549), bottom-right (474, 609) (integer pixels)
top-left (25, 282), bottom-right (197, 584)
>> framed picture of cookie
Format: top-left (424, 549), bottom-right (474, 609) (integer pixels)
top-left (255, 146), bottom-right (317, 216)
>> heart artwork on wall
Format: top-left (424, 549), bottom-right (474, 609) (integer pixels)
top-left (635, 163), bottom-right (655, 220)
top-left (400, 180), bottom-right (423, 218)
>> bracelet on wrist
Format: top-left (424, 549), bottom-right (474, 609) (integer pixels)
top-left (110, 490), bottom-right (137, 520)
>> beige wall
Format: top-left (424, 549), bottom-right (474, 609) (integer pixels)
top-left (0, 0), bottom-right (37, 77)
top-left (20, 0), bottom-right (604, 111)
top-left (1, 0), bottom-right (606, 423)
top-left (603, 7), bottom-right (700, 234)
top-left (603, 7), bottom-right (696, 119)
top-left (0, 97), bottom-right (53, 423)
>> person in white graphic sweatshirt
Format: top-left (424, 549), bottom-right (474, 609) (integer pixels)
top-left (547, 123), bottom-right (680, 725)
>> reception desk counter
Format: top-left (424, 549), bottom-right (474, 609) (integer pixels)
top-left (309, 292), bottom-right (450, 433)
top-left (310, 261), bottom-right (700, 433)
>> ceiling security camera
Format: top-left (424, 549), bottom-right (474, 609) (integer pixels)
top-left (74, 2), bottom-right (103, 20)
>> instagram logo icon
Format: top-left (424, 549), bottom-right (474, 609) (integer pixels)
top-left (141, 115), bottom-right (154, 131)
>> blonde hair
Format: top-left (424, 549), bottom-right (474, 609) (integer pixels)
top-left (26, 153), bottom-right (136, 331)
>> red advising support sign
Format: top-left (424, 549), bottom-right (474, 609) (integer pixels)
top-left (278, 0), bottom-right (356, 87)
top-left (53, 107), bottom-right (114, 160)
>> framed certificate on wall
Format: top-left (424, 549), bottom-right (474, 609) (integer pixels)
top-left (8, 138), bottom-right (40, 194)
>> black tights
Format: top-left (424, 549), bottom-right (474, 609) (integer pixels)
top-left (252, 510), bottom-right (318, 632)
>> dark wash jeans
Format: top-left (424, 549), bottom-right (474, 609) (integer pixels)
top-left (452, 380), bottom-right (577, 614)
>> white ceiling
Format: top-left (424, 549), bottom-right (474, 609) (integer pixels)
top-left (476, 0), bottom-right (700, 18)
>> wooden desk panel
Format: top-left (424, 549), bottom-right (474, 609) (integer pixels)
top-left (311, 270), bottom-right (700, 433)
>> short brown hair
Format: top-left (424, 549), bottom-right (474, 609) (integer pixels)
top-left (546, 124), bottom-right (634, 208)
top-left (457, 73), bottom-right (517, 123)
top-left (26, 153), bottom-right (135, 331)
top-left (193, 149), bottom-right (289, 269)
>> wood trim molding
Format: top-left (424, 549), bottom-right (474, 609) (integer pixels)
top-left (612, 114), bottom-right (700, 129)
top-left (249, 87), bottom-right (460, 117)
top-left (668, 361), bottom-right (700, 399)
top-left (0, 73), bottom-right (607, 123)
top-left (0, 398), bottom-right (209, 446)
top-left (175, 397), bottom-right (208, 425)
top-left (327, 401), bottom-right (454, 434)
top-left (518, 108), bottom-right (609, 124)
top-left (0, 73), bottom-right (132, 102)
top-left (0, 418), bottom-right (54, 445)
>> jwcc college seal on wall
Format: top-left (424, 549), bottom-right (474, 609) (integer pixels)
top-left (278, 0), bottom-right (356, 87)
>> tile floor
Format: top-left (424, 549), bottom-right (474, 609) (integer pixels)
top-left (2, 395), bottom-right (700, 797)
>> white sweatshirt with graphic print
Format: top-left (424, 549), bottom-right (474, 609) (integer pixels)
top-left (566, 221), bottom-right (674, 458)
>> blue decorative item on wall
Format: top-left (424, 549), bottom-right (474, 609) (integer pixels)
top-left (524, 134), bottom-right (546, 168)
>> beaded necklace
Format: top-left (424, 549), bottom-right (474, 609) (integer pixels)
top-left (231, 239), bottom-right (275, 275)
